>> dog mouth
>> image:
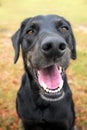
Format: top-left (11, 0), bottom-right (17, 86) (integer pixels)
top-left (37, 65), bottom-right (65, 101)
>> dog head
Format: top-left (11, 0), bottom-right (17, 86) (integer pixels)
top-left (12, 15), bottom-right (76, 101)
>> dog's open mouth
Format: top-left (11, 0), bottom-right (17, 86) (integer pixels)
top-left (37, 65), bottom-right (65, 101)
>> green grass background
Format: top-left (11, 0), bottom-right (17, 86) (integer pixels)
top-left (0, 0), bottom-right (87, 129)
top-left (0, 0), bottom-right (87, 24)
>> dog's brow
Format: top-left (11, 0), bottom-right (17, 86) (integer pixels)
top-left (49, 17), bottom-right (61, 22)
top-left (55, 19), bottom-right (63, 24)
top-left (31, 19), bottom-right (42, 26)
top-left (31, 21), bottom-right (39, 25)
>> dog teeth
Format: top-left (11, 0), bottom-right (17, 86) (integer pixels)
top-left (59, 66), bottom-right (62, 73)
top-left (58, 66), bottom-right (62, 73)
top-left (41, 80), bottom-right (64, 94)
top-left (59, 80), bottom-right (63, 90)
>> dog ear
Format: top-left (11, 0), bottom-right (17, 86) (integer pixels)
top-left (70, 32), bottom-right (77, 60)
top-left (11, 29), bottom-right (21, 63)
top-left (11, 18), bottom-right (31, 63)
top-left (66, 20), bottom-right (77, 60)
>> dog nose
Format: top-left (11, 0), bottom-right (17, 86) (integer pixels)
top-left (41, 37), bottom-right (66, 57)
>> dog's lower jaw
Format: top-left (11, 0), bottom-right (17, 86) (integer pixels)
top-left (40, 90), bottom-right (65, 102)
top-left (26, 63), bottom-right (66, 102)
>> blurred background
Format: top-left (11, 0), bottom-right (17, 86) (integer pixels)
top-left (0, 0), bottom-right (87, 129)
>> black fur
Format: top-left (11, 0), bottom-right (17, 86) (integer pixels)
top-left (12, 15), bottom-right (76, 130)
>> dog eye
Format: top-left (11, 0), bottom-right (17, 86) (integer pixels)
top-left (60, 26), bottom-right (68, 33)
top-left (27, 29), bottom-right (34, 35)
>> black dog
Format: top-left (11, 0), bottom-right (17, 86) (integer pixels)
top-left (12, 15), bottom-right (77, 130)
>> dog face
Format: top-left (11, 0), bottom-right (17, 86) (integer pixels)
top-left (12, 15), bottom-right (76, 101)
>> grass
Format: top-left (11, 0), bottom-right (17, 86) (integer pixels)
top-left (0, 0), bottom-right (87, 129)
top-left (0, 0), bottom-right (87, 24)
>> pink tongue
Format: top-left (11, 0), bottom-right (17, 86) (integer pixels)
top-left (38, 65), bottom-right (62, 90)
